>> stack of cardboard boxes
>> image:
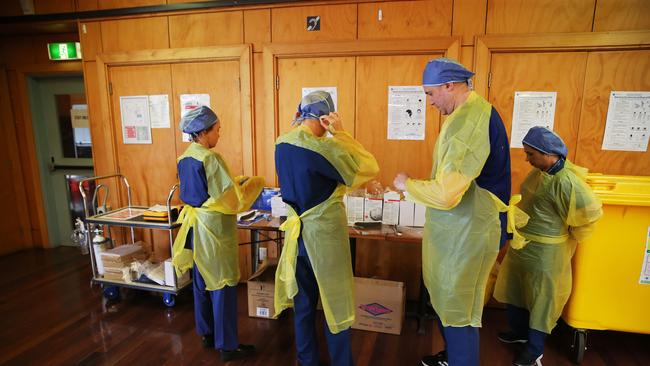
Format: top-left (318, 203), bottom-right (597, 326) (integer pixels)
top-left (100, 243), bottom-right (145, 281)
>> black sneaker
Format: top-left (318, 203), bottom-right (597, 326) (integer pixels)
top-left (421, 350), bottom-right (448, 366)
top-left (220, 344), bottom-right (255, 362)
top-left (513, 349), bottom-right (543, 366)
top-left (201, 334), bottom-right (214, 348)
top-left (498, 331), bottom-right (528, 344)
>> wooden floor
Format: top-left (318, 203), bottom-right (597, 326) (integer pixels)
top-left (1, 247), bottom-right (648, 366)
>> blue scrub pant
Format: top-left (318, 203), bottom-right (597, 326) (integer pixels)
top-left (187, 228), bottom-right (239, 351)
top-left (437, 318), bottom-right (480, 366)
top-left (294, 240), bottom-right (353, 366)
top-left (506, 305), bottom-right (547, 357)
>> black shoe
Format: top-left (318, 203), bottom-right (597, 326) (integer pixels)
top-left (513, 349), bottom-right (543, 366)
top-left (220, 344), bottom-right (255, 362)
top-left (498, 331), bottom-right (528, 344)
top-left (201, 335), bottom-right (214, 348)
top-left (421, 350), bottom-right (448, 366)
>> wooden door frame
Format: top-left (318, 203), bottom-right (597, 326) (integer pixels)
top-left (95, 45), bottom-right (255, 186)
top-left (13, 62), bottom-right (84, 248)
top-left (263, 37), bottom-right (461, 141)
top-left (474, 31), bottom-right (650, 98)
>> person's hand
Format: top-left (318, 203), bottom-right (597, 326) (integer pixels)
top-left (393, 173), bottom-right (410, 191)
top-left (319, 112), bottom-right (343, 132)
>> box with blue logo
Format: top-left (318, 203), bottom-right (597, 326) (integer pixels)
top-left (352, 277), bottom-right (405, 335)
top-left (251, 187), bottom-right (281, 211)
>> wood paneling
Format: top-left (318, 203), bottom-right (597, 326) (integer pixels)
top-left (252, 52), bottom-right (273, 184)
top-left (79, 22), bottom-right (102, 61)
top-left (169, 11), bottom-right (243, 48)
top-left (244, 9), bottom-right (271, 53)
top-left (594, 0), bottom-right (650, 31)
top-left (271, 4), bottom-right (357, 43)
top-left (355, 54), bottom-right (441, 186)
top-left (98, 0), bottom-right (163, 9)
top-left (75, 0), bottom-right (98, 11)
top-left (488, 52), bottom-right (588, 192)
top-left (0, 67), bottom-right (31, 255)
top-left (460, 45), bottom-right (473, 71)
top-left (101, 17), bottom-right (169, 53)
top-left (34, 0), bottom-right (75, 14)
top-left (575, 50), bottom-right (650, 175)
top-left (358, 0), bottom-right (452, 40)
top-left (0, 37), bottom-right (36, 65)
top-left (0, 0), bottom-right (23, 16)
top-left (171, 61), bottom-right (245, 176)
top-left (453, 0), bottom-right (487, 45)
top-left (486, 0), bottom-right (595, 34)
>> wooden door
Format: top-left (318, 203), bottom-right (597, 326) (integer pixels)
top-left (108, 64), bottom-right (176, 259)
top-left (575, 50), bottom-right (650, 175)
top-left (488, 52), bottom-right (588, 193)
top-left (355, 54), bottom-right (442, 187)
top-left (171, 61), bottom-right (245, 176)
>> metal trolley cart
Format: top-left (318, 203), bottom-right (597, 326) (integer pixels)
top-left (79, 174), bottom-right (189, 307)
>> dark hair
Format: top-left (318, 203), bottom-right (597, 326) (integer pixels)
top-left (190, 123), bottom-right (215, 142)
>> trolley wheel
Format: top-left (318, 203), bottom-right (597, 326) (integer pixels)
top-left (163, 293), bottom-right (176, 307)
top-left (103, 286), bottom-right (120, 301)
top-left (571, 329), bottom-right (587, 364)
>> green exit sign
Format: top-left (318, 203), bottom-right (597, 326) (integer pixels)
top-left (47, 42), bottom-right (82, 60)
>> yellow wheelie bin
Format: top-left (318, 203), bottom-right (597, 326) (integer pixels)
top-left (562, 174), bottom-right (650, 363)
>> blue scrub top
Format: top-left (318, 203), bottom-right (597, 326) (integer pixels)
top-left (178, 157), bottom-right (209, 208)
top-left (475, 107), bottom-right (512, 246)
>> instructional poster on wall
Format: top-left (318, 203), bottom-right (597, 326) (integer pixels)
top-left (602, 91), bottom-right (650, 152)
top-left (510, 91), bottom-right (557, 148)
top-left (180, 93), bottom-right (211, 142)
top-left (387, 86), bottom-right (426, 140)
top-left (301, 87), bottom-right (338, 111)
top-left (148, 94), bottom-right (170, 128)
top-left (640, 227), bottom-right (650, 285)
top-left (119, 95), bottom-right (152, 144)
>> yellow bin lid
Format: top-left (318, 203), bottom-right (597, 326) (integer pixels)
top-left (586, 174), bottom-right (650, 206)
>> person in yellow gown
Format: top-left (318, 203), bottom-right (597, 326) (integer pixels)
top-left (274, 91), bottom-right (379, 366)
top-left (494, 126), bottom-right (602, 366)
top-left (171, 106), bottom-right (264, 362)
top-left (394, 58), bottom-right (513, 366)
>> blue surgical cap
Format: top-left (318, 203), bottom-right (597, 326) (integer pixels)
top-left (522, 126), bottom-right (568, 158)
top-left (422, 57), bottom-right (475, 86)
top-left (179, 106), bottom-right (219, 134)
top-left (293, 90), bottom-right (335, 125)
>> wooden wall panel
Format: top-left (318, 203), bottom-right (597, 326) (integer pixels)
top-left (355, 54), bottom-right (441, 187)
top-left (244, 9), bottom-right (271, 53)
top-left (460, 45), bottom-right (473, 71)
top-left (594, 0), bottom-right (650, 32)
top-left (252, 53), bottom-right (274, 183)
top-left (358, 0), bottom-right (452, 40)
top-left (101, 17), bottom-right (169, 52)
top-left (34, 0), bottom-right (75, 14)
top-left (0, 37), bottom-right (36, 65)
top-left (98, 0), bottom-right (164, 9)
top-left (171, 61), bottom-right (245, 176)
top-left (76, 0), bottom-right (98, 11)
top-left (79, 22), bottom-right (102, 61)
top-left (169, 11), bottom-right (243, 48)
top-left (271, 4), bottom-right (357, 43)
top-left (488, 52), bottom-right (588, 193)
top-left (486, 0), bottom-right (595, 34)
top-left (453, 0), bottom-right (487, 45)
top-left (0, 67), bottom-right (31, 255)
top-left (0, 1), bottom-right (23, 16)
top-left (575, 50), bottom-right (650, 175)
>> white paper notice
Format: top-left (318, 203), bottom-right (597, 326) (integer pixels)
top-left (301, 87), bottom-right (338, 111)
top-left (510, 92), bottom-right (557, 148)
top-left (119, 96), bottom-right (151, 144)
top-left (387, 86), bottom-right (426, 140)
top-left (640, 227), bottom-right (650, 285)
top-left (180, 94), bottom-right (211, 142)
top-left (148, 94), bottom-right (170, 128)
top-left (602, 91), bottom-right (650, 152)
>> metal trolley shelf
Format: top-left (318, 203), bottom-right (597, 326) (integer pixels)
top-left (79, 174), bottom-right (190, 307)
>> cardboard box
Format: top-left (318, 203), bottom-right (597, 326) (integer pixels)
top-left (164, 259), bottom-right (190, 287)
top-left (270, 195), bottom-right (287, 217)
top-left (398, 200), bottom-right (415, 226)
top-left (346, 196), bottom-right (365, 225)
top-left (364, 197), bottom-right (383, 222)
top-left (413, 203), bottom-right (426, 227)
top-left (353, 277), bottom-right (405, 335)
top-left (382, 191), bottom-right (400, 225)
top-left (247, 258), bottom-right (278, 319)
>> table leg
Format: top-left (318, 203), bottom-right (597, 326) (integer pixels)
top-left (251, 229), bottom-right (260, 273)
top-left (349, 237), bottom-right (356, 274)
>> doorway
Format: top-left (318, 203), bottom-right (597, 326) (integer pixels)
top-left (28, 75), bottom-right (93, 247)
